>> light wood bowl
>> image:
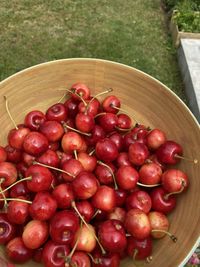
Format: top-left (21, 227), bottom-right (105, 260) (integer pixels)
top-left (0, 58), bottom-right (199, 267)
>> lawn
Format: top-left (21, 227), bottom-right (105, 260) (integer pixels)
top-left (0, 0), bottom-right (186, 101)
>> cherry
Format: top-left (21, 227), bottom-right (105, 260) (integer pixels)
top-left (24, 110), bottom-right (46, 131)
top-left (102, 95), bottom-right (121, 114)
top-left (0, 146), bottom-right (7, 163)
top-left (40, 120), bottom-right (64, 142)
top-left (16, 162), bottom-right (28, 177)
top-left (98, 113), bottom-right (118, 133)
top-left (95, 162), bottom-right (116, 186)
top-left (95, 138), bottom-right (119, 163)
top-left (161, 169), bottom-right (189, 194)
top-left (146, 129), bottom-right (166, 150)
top-left (0, 162), bottom-right (17, 187)
top-left (6, 237), bottom-right (33, 263)
top-left (128, 142), bottom-right (149, 166)
top-left (146, 153), bottom-right (166, 171)
top-left (72, 224), bottom-right (96, 253)
top-left (64, 98), bottom-right (79, 118)
top-left (150, 187), bottom-right (176, 214)
top-left (57, 151), bottom-right (73, 166)
top-left (98, 219), bottom-right (127, 253)
top-left (7, 197), bottom-right (29, 224)
top-left (22, 152), bottom-right (35, 166)
top-left (116, 152), bottom-right (131, 168)
top-left (8, 126), bottom-right (30, 150)
top-left (92, 185), bottom-right (116, 212)
top-left (37, 149), bottom-right (60, 168)
top-left (71, 83), bottom-right (90, 101)
top-left (107, 207), bottom-right (126, 222)
top-left (10, 181), bottom-right (30, 198)
top-left (85, 125), bottom-right (106, 146)
top-left (42, 240), bottom-right (70, 267)
top-left (49, 141), bottom-right (60, 151)
top-left (75, 113), bottom-right (95, 133)
top-left (156, 140), bottom-right (183, 165)
top-left (72, 171), bottom-right (99, 200)
top-left (0, 190), bottom-right (9, 209)
top-left (116, 113), bottom-right (132, 130)
top-left (114, 188), bottom-right (127, 207)
top-left (125, 208), bottom-right (151, 239)
top-left (22, 220), bottom-right (48, 249)
top-left (79, 98), bottom-right (100, 117)
top-left (116, 166), bottom-right (139, 190)
top-left (62, 158), bottom-right (84, 182)
top-left (78, 152), bottom-right (97, 172)
top-left (92, 250), bottom-right (120, 267)
top-left (127, 236), bottom-right (152, 261)
top-left (71, 251), bottom-right (91, 267)
top-left (26, 164), bottom-right (53, 192)
top-left (29, 191), bottom-right (57, 221)
top-left (23, 131), bottom-right (49, 156)
top-left (46, 103), bottom-right (67, 122)
top-left (32, 247), bottom-right (43, 263)
top-left (0, 213), bottom-right (16, 244)
top-left (61, 131), bottom-right (85, 154)
top-left (148, 211), bottom-right (176, 241)
top-left (139, 162), bottom-right (162, 185)
top-left (76, 200), bottom-right (95, 222)
top-left (4, 145), bottom-right (22, 163)
top-left (52, 183), bottom-right (75, 209)
top-left (125, 190), bottom-right (152, 214)
top-left (50, 210), bottom-right (79, 245)
top-left (108, 132), bottom-right (123, 152)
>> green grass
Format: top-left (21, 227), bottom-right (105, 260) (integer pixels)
top-left (0, 0), bottom-right (186, 101)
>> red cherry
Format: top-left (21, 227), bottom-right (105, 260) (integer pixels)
top-left (46, 103), bottom-right (67, 122)
top-left (79, 98), bottom-right (100, 116)
top-left (95, 138), bottom-right (119, 163)
top-left (98, 113), bottom-right (118, 133)
top-left (98, 219), bottom-right (127, 253)
top-left (85, 125), bottom-right (106, 146)
top-left (76, 200), bottom-right (95, 222)
top-left (22, 220), bottom-right (48, 249)
top-left (37, 149), bottom-right (60, 168)
top-left (127, 236), bottom-right (152, 260)
top-left (78, 152), bottom-right (97, 172)
top-left (61, 131), bottom-right (84, 154)
top-left (10, 181), bottom-right (30, 198)
top-left (71, 83), bottom-right (90, 100)
top-left (148, 211), bottom-right (170, 239)
top-left (92, 250), bottom-right (120, 267)
top-left (139, 162), bottom-right (162, 185)
top-left (102, 95), bottom-right (121, 114)
top-left (0, 162), bottom-right (17, 187)
top-left (0, 146), bottom-right (7, 163)
top-left (23, 131), bottom-right (49, 156)
top-left (7, 197), bottom-right (29, 224)
top-left (116, 152), bottom-right (131, 168)
top-left (128, 142), bottom-right (149, 166)
top-left (49, 210), bottom-right (79, 245)
top-left (42, 240), bottom-right (70, 267)
top-left (146, 129), bottom-right (166, 150)
top-left (0, 213), bottom-right (16, 244)
top-left (75, 113), bottom-right (95, 133)
top-left (6, 237), bottom-right (33, 263)
top-left (95, 162), bottom-right (115, 185)
top-left (8, 126), bottom-right (30, 150)
top-left (26, 165), bottom-right (53, 192)
top-left (29, 191), bottom-right (57, 221)
top-left (125, 209), bottom-right (151, 239)
top-left (40, 120), bottom-right (64, 142)
top-left (71, 251), bottom-right (91, 267)
top-left (24, 110), bottom-right (46, 131)
top-left (62, 158), bottom-right (84, 182)
top-left (125, 190), bottom-right (152, 214)
top-left (117, 113), bottom-right (132, 129)
top-left (109, 132), bottom-right (124, 152)
top-left (115, 188), bottom-right (127, 207)
top-left (107, 207), bottom-right (126, 222)
top-left (52, 183), bottom-right (75, 209)
top-left (4, 145), bottom-right (22, 163)
top-left (64, 98), bottom-right (79, 118)
top-left (92, 185), bottom-right (116, 212)
top-left (150, 187), bottom-right (176, 214)
top-left (116, 166), bottom-right (139, 190)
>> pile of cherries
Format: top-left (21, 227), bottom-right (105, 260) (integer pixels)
top-left (0, 83), bottom-right (194, 267)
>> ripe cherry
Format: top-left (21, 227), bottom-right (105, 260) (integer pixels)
top-left (23, 131), bottom-right (49, 156)
top-left (7, 197), bottom-right (29, 224)
top-left (61, 131), bottom-right (85, 154)
top-left (24, 110), bottom-right (46, 131)
top-left (92, 185), bottom-right (116, 212)
top-left (46, 103), bottom-right (67, 122)
top-left (4, 145), bottom-right (22, 163)
top-left (127, 236), bottom-right (152, 261)
top-left (71, 83), bottom-right (90, 101)
top-left (0, 162), bottom-right (17, 187)
top-left (95, 138), bottom-right (118, 163)
top-left (8, 126), bottom-right (30, 150)
top-left (107, 207), bottom-right (126, 222)
top-left (40, 120), bottom-right (64, 142)
top-left (116, 166), bottom-right (139, 190)
top-left (77, 152), bottom-right (97, 172)
top-left (75, 113), bottom-right (95, 133)
top-left (146, 129), bottom-right (166, 150)
top-left (128, 142), bottom-right (149, 166)
top-left (0, 213), bottom-right (16, 244)
top-left (125, 190), bottom-right (152, 214)
top-left (64, 98), bottom-right (79, 118)
top-left (0, 146), bottom-right (7, 163)
top-left (98, 113), bottom-right (118, 133)
top-left (102, 95), bottom-right (121, 114)
top-left (76, 200), bottom-right (95, 222)
top-left (37, 149), bottom-right (60, 168)
top-left (139, 162), bottom-right (162, 185)
top-left (62, 158), bottom-right (84, 182)
top-left (52, 183), bottom-right (75, 209)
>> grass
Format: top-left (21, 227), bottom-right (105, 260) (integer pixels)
top-left (0, 0), bottom-right (186, 101)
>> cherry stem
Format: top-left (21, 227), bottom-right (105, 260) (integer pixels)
top-left (146, 256), bottom-right (153, 264)
top-left (151, 229), bottom-right (177, 242)
top-left (94, 112), bottom-right (107, 119)
top-left (89, 149), bottom-right (95, 156)
top-left (92, 209), bottom-right (100, 219)
top-left (74, 150), bottom-right (78, 160)
top-left (164, 180), bottom-right (185, 200)
top-left (0, 176), bottom-right (32, 194)
top-left (71, 201), bottom-right (106, 255)
top-left (33, 161), bottom-right (75, 178)
top-left (4, 198), bottom-right (32, 205)
top-left (87, 253), bottom-right (99, 264)
top-left (4, 96), bottom-right (18, 130)
top-left (63, 123), bottom-right (91, 137)
top-left (111, 104), bottom-right (137, 122)
top-left (61, 88), bottom-right (87, 106)
top-left (68, 221), bottom-right (83, 259)
top-left (137, 182), bottom-right (161, 188)
top-left (174, 154), bottom-right (198, 164)
top-left (97, 160), bottom-right (118, 190)
top-left (86, 88), bottom-right (113, 112)
top-left (58, 93), bottom-right (67, 103)
top-left (132, 249), bottom-right (138, 261)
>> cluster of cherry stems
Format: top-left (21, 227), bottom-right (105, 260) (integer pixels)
top-left (0, 83), bottom-right (198, 267)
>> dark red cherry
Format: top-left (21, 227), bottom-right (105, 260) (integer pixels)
top-left (24, 110), bottom-right (46, 131)
top-left (46, 103), bottom-right (67, 122)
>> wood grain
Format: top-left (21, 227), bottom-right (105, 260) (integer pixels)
top-left (0, 58), bottom-right (199, 267)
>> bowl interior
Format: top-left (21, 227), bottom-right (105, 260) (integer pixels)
top-left (0, 58), bottom-right (199, 267)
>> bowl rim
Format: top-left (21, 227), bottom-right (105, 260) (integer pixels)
top-left (0, 57), bottom-right (199, 128)
top-left (0, 57), bottom-right (199, 267)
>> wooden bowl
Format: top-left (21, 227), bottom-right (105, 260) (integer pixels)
top-left (0, 58), bottom-right (199, 267)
